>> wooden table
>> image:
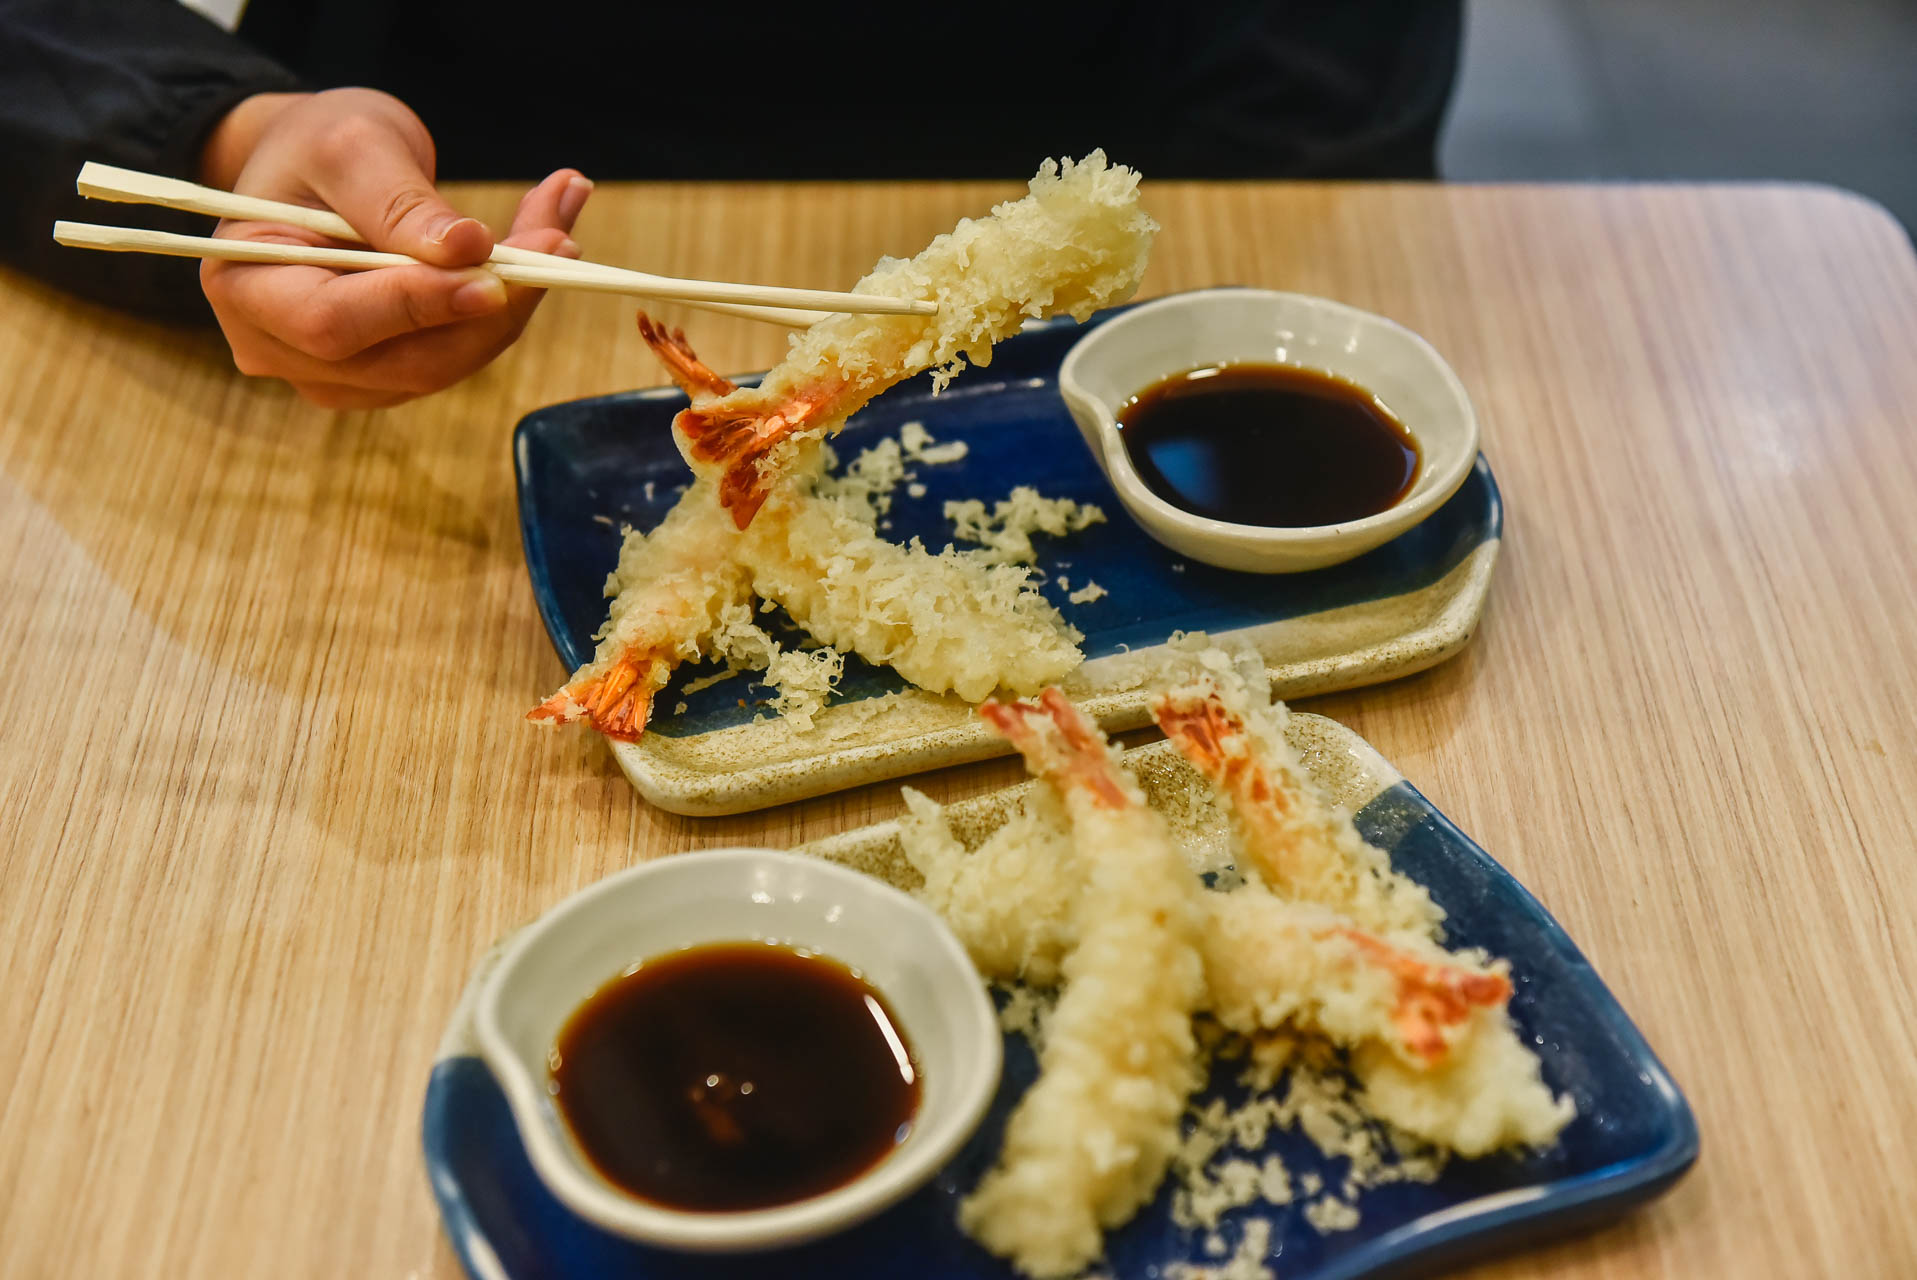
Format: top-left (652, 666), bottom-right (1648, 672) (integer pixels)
top-left (3, 181), bottom-right (1914, 1278)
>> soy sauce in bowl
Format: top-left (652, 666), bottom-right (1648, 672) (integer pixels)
top-left (550, 942), bottom-right (921, 1213)
top-left (1117, 363), bottom-right (1420, 528)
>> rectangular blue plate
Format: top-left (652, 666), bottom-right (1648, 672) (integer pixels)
top-left (424, 718), bottom-right (1697, 1279)
top-left (515, 307), bottom-right (1504, 814)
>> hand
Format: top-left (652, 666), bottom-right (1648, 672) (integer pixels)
top-left (196, 88), bottom-right (593, 409)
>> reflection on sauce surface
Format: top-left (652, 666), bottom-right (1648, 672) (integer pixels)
top-left (1118, 363), bottom-right (1419, 528)
top-left (551, 942), bottom-right (920, 1212)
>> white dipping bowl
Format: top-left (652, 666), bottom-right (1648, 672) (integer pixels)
top-left (1058, 288), bottom-right (1481, 573)
top-left (473, 848), bottom-right (1001, 1253)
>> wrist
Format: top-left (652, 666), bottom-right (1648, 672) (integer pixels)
top-left (198, 92), bottom-right (309, 190)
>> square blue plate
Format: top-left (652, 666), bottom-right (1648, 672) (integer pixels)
top-left (423, 720), bottom-right (1697, 1280)
top-left (514, 305), bottom-right (1506, 814)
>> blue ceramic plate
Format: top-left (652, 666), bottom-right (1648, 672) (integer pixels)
top-left (513, 306), bottom-right (1506, 815)
top-left (423, 719), bottom-right (1697, 1280)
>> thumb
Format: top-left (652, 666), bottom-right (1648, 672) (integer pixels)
top-left (310, 124), bottom-right (493, 267)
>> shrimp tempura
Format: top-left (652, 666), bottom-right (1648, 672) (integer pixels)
top-left (531, 152), bottom-right (1155, 739)
top-left (894, 676), bottom-right (1575, 1168)
top-left (674, 151), bottom-right (1158, 527)
top-left (902, 789), bottom-right (1506, 1058)
top-left (1154, 668), bottom-right (1443, 938)
top-left (960, 690), bottom-right (1206, 1280)
top-left (743, 489), bottom-right (1083, 702)
top-left (1352, 1014), bottom-right (1575, 1156)
top-left (528, 321), bottom-right (753, 738)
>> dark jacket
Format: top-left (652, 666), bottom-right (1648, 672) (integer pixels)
top-left (1, 0), bottom-right (1460, 318)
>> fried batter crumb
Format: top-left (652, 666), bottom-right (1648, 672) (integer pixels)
top-left (947, 486), bottom-right (1107, 567)
top-left (1305, 1195), bottom-right (1361, 1234)
top-left (1167, 1218), bottom-right (1274, 1280)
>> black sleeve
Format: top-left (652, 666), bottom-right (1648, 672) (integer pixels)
top-left (0, 0), bottom-right (304, 321)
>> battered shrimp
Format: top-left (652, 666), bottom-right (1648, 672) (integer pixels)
top-left (959, 690), bottom-right (1205, 1280)
top-left (899, 785), bottom-right (1080, 987)
top-left (648, 314), bottom-right (1083, 702)
top-left (1153, 672), bottom-right (1442, 938)
top-left (894, 684), bottom-right (1573, 1159)
top-left (1199, 891), bottom-right (1509, 1066)
top-left (651, 318), bottom-right (1085, 703)
top-left (895, 788), bottom-right (1513, 1068)
top-left (741, 488), bottom-right (1083, 702)
top-left (671, 151), bottom-right (1157, 527)
top-left (1352, 1013), bottom-right (1576, 1156)
top-left (526, 320), bottom-right (755, 739)
top-left (532, 150), bottom-right (1153, 738)
top-left (1155, 672), bottom-right (1573, 1153)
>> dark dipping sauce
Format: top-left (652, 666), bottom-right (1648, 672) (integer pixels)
top-left (550, 942), bottom-right (920, 1213)
top-left (1117, 363), bottom-right (1420, 528)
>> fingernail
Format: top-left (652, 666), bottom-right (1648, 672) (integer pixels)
top-left (452, 271), bottom-right (507, 315)
top-left (554, 237), bottom-right (582, 260)
top-left (559, 176), bottom-right (594, 226)
top-left (431, 215), bottom-right (485, 248)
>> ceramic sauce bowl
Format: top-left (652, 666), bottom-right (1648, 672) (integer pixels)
top-left (1058, 287), bottom-right (1481, 573)
top-left (473, 848), bottom-right (1001, 1252)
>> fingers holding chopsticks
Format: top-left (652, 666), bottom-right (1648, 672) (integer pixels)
top-left (197, 87), bottom-right (591, 405)
top-left (71, 149), bottom-right (922, 338)
top-left (208, 171), bottom-right (589, 400)
top-left (209, 253), bottom-right (505, 366)
top-left (208, 170), bottom-right (588, 361)
top-left (493, 166), bottom-right (594, 329)
top-left (230, 88), bottom-right (493, 268)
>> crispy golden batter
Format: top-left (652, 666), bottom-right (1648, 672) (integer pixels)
top-left (743, 488), bottom-right (1084, 704)
top-left (675, 152), bottom-right (1157, 527)
top-left (900, 784), bottom-right (1079, 987)
top-left (531, 153), bottom-right (1155, 739)
top-left (893, 669), bottom-right (1575, 1270)
top-left (958, 690), bottom-right (1206, 1279)
top-left (1154, 668), bottom-right (1442, 937)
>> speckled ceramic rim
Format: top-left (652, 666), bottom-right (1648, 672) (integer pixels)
top-left (472, 849), bottom-right (1002, 1253)
top-left (796, 716), bottom-right (1403, 887)
top-left (610, 533), bottom-right (1498, 816)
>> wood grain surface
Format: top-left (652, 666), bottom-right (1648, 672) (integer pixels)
top-left (3, 181), bottom-right (1915, 1279)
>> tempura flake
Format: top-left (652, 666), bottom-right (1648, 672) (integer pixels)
top-left (946, 486), bottom-right (1108, 567)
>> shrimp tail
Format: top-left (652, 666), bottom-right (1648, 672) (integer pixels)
top-left (1152, 688), bottom-right (1289, 817)
top-left (676, 386), bottom-right (840, 529)
top-left (526, 649), bottom-right (666, 742)
top-left (980, 688), bottom-right (1129, 810)
top-left (1336, 927), bottom-right (1513, 1063)
top-left (638, 310), bottom-right (822, 527)
top-left (636, 313), bottom-right (736, 402)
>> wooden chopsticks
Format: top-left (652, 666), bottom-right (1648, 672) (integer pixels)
top-left (57, 163), bottom-right (936, 327)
